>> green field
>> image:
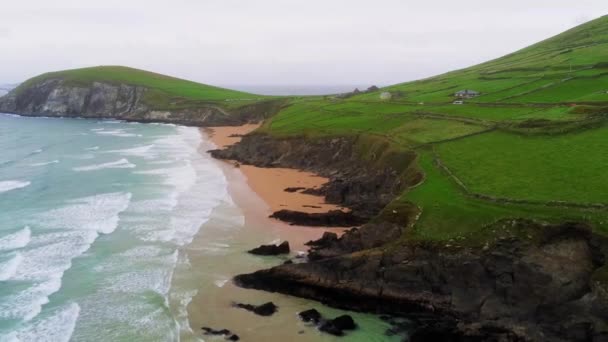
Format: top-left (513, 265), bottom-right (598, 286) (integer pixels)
top-left (259, 15), bottom-right (608, 240)
top-left (436, 126), bottom-right (608, 204)
top-left (9, 16), bottom-right (608, 242)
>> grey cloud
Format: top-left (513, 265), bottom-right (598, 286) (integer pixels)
top-left (0, 0), bottom-right (606, 86)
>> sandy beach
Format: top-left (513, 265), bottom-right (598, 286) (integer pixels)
top-left (205, 124), bottom-right (344, 214)
top-left (181, 125), bottom-right (393, 341)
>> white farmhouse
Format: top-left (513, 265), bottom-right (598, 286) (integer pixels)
top-left (380, 92), bottom-right (392, 100)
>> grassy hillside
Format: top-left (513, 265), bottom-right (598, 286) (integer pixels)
top-left (259, 15), bottom-right (608, 240)
top-left (14, 66), bottom-right (263, 109)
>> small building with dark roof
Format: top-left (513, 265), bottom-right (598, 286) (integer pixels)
top-left (454, 89), bottom-right (480, 98)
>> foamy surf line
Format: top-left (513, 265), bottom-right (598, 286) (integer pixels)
top-left (0, 252), bottom-right (23, 281)
top-left (73, 158), bottom-right (136, 172)
top-left (30, 160), bottom-right (60, 167)
top-left (0, 180), bottom-right (31, 193)
top-left (1, 303), bottom-right (81, 342)
top-left (0, 226), bottom-right (31, 251)
top-left (93, 128), bottom-right (140, 137)
top-left (0, 117), bottom-right (235, 340)
top-left (0, 192), bottom-right (133, 324)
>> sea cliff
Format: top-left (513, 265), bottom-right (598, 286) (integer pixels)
top-left (0, 77), bottom-right (282, 126)
top-left (211, 133), bottom-right (608, 342)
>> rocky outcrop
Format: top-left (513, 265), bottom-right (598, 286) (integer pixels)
top-left (0, 79), bottom-right (148, 118)
top-left (247, 241), bottom-right (290, 255)
top-left (235, 221), bottom-right (608, 341)
top-left (269, 209), bottom-right (366, 227)
top-left (307, 222), bottom-right (406, 260)
top-left (210, 134), bottom-right (420, 218)
top-left (297, 309), bottom-right (357, 336)
top-left (233, 302), bottom-right (278, 316)
top-left (0, 79), bottom-right (284, 126)
top-left (201, 327), bottom-right (239, 341)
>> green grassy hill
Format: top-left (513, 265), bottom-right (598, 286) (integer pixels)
top-left (14, 66), bottom-right (263, 109)
top-left (259, 15), bottom-right (608, 240)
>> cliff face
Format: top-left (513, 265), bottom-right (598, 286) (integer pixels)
top-left (210, 134), bottom-right (422, 219)
top-left (211, 134), bottom-right (608, 342)
top-left (0, 79), bottom-right (279, 126)
top-left (236, 221), bottom-right (608, 341)
top-left (0, 79), bottom-right (147, 117)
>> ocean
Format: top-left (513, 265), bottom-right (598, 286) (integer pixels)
top-left (0, 114), bottom-right (232, 341)
top-left (0, 113), bottom-right (405, 342)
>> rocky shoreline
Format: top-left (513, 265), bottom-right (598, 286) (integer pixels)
top-left (209, 133), bottom-right (419, 219)
top-left (212, 133), bottom-right (608, 342)
top-left (0, 79), bottom-right (284, 126)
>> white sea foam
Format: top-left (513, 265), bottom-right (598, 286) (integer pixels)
top-left (1, 113), bottom-right (22, 118)
top-left (106, 144), bottom-right (156, 158)
top-left (0, 226), bottom-right (31, 251)
top-left (0, 253), bottom-right (23, 281)
top-left (73, 158), bottom-right (136, 172)
top-left (148, 159), bottom-right (177, 165)
top-left (8, 303), bottom-right (80, 342)
top-left (94, 129), bottom-right (138, 137)
top-left (0, 120), bottom-right (237, 340)
top-left (0, 180), bottom-right (31, 193)
top-left (214, 278), bottom-right (229, 288)
top-left (66, 153), bottom-right (95, 160)
top-left (30, 160), bottom-right (59, 167)
top-left (134, 163), bottom-right (196, 194)
top-left (0, 277), bottom-right (63, 321)
top-left (0, 193), bottom-right (132, 323)
top-left (101, 249), bottom-right (178, 296)
top-left (13, 231), bottom-right (99, 281)
top-left (36, 192), bottom-right (132, 234)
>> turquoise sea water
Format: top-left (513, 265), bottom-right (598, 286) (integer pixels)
top-left (0, 114), bottom-right (407, 342)
top-left (0, 114), bottom-right (229, 341)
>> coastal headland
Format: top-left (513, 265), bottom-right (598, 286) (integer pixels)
top-left (3, 15), bottom-right (608, 341)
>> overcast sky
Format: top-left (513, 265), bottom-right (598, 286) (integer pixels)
top-left (0, 0), bottom-right (606, 88)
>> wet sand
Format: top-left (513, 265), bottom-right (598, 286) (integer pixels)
top-left (182, 125), bottom-right (395, 341)
top-left (205, 125), bottom-right (344, 214)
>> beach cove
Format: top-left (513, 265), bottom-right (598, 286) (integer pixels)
top-left (181, 124), bottom-right (399, 341)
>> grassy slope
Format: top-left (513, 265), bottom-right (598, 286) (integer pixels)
top-left (260, 15), bottom-right (608, 239)
top-left (14, 66), bottom-right (264, 109)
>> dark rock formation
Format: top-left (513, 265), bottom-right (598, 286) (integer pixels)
top-left (270, 210), bottom-right (365, 227)
top-left (247, 241), bottom-right (290, 255)
top-left (297, 309), bottom-right (357, 336)
top-left (202, 327), bottom-right (231, 336)
top-left (382, 316), bottom-right (413, 338)
top-left (226, 335), bottom-right (240, 341)
top-left (307, 222), bottom-right (405, 260)
top-left (319, 315), bottom-right (357, 336)
top-left (305, 232), bottom-right (338, 248)
top-left (0, 80), bottom-right (285, 126)
top-left (235, 221), bottom-right (608, 341)
top-left (298, 309), bottom-right (322, 323)
top-left (284, 187), bottom-right (306, 193)
top-left (210, 134), bottom-right (419, 219)
top-left (233, 302), bottom-right (278, 316)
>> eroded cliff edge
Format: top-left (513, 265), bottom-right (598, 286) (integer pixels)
top-left (0, 79), bottom-right (282, 126)
top-left (212, 133), bottom-right (608, 342)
